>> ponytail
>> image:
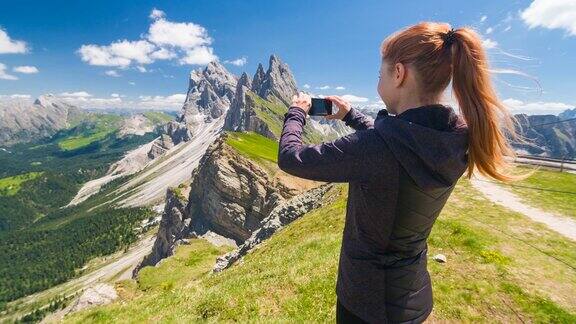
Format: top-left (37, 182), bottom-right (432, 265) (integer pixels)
top-left (450, 28), bottom-right (529, 182)
top-left (381, 22), bottom-right (531, 182)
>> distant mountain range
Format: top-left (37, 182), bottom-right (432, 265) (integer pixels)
top-left (512, 112), bottom-right (575, 159)
top-left (0, 95), bottom-right (174, 147)
top-left (2, 53), bottom-right (576, 321)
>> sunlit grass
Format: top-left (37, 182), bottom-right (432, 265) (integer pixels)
top-left (498, 165), bottom-right (576, 219)
top-left (225, 131), bottom-right (279, 163)
top-left (64, 180), bottom-right (576, 323)
top-left (0, 172), bottom-right (43, 196)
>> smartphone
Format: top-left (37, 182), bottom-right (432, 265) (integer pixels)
top-left (309, 98), bottom-right (333, 116)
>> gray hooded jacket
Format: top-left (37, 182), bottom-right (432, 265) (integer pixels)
top-left (278, 104), bottom-right (469, 323)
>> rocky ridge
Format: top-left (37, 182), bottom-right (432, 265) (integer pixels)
top-left (134, 131), bottom-right (326, 274)
top-left (213, 183), bottom-right (336, 272)
top-left (512, 113), bottom-right (576, 158)
top-left (224, 55), bottom-right (298, 137)
top-left (0, 94), bottom-right (85, 146)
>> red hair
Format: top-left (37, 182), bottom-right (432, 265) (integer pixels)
top-left (381, 22), bottom-right (529, 182)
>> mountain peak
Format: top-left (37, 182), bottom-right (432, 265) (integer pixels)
top-left (34, 94), bottom-right (76, 110)
top-left (259, 54), bottom-right (297, 106)
top-left (180, 62), bottom-right (238, 128)
top-left (238, 72), bottom-right (252, 89)
top-left (204, 60), bottom-right (230, 76)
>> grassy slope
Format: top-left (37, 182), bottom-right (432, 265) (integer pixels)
top-left (57, 111), bottom-right (172, 152)
top-left (0, 172), bottom-right (43, 196)
top-left (142, 111), bottom-right (174, 125)
top-left (225, 131), bottom-right (279, 164)
top-left (498, 165), bottom-right (576, 219)
top-left (247, 91), bottom-right (325, 144)
top-left (65, 177), bottom-right (576, 323)
top-left (57, 114), bottom-right (123, 151)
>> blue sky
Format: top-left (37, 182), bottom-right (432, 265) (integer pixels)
top-left (0, 0), bottom-right (575, 114)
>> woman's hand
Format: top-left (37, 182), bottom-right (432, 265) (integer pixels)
top-left (291, 92), bottom-right (312, 114)
top-left (325, 95), bottom-right (351, 120)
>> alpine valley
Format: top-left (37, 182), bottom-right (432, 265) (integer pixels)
top-left (1, 54), bottom-right (575, 322)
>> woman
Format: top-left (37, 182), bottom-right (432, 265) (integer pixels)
top-left (277, 22), bottom-right (526, 323)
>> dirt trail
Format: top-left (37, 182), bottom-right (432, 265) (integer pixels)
top-left (470, 175), bottom-right (576, 241)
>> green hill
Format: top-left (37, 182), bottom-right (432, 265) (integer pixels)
top-left (64, 176), bottom-right (576, 323)
top-left (0, 114), bottom-right (163, 305)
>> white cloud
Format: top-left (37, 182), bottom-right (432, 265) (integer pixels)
top-left (303, 84), bottom-right (310, 89)
top-left (480, 15), bottom-right (488, 23)
top-left (179, 46), bottom-right (217, 65)
top-left (138, 94), bottom-right (186, 109)
top-left (77, 9), bottom-right (216, 68)
top-left (105, 70), bottom-right (121, 77)
top-left (0, 28), bottom-right (27, 54)
top-left (335, 86), bottom-right (345, 90)
top-left (129, 81), bottom-right (136, 85)
top-left (13, 65), bottom-right (38, 74)
top-left (504, 26), bottom-right (512, 32)
top-left (59, 96), bottom-right (123, 108)
top-left (136, 66), bottom-right (147, 73)
top-left (59, 91), bottom-right (92, 98)
top-left (224, 57), bottom-right (247, 66)
top-left (0, 63), bottom-right (17, 80)
top-left (482, 38), bottom-right (498, 49)
top-left (149, 8), bottom-right (165, 20)
top-left (78, 40), bottom-right (156, 67)
top-left (150, 47), bottom-right (176, 60)
top-left (0, 94), bottom-right (31, 99)
top-left (341, 94), bottom-right (369, 103)
top-left (521, 0), bottom-right (576, 36)
top-left (53, 92), bottom-right (185, 110)
top-left (503, 98), bottom-right (574, 115)
top-left (316, 85), bottom-right (330, 90)
top-left (486, 27), bottom-right (494, 34)
top-left (147, 17), bottom-right (212, 49)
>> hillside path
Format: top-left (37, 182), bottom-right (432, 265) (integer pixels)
top-left (470, 175), bottom-right (576, 241)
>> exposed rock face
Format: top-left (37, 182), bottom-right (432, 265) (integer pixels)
top-left (147, 134), bottom-right (176, 159)
top-left (0, 94), bottom-right (84, 146)
top-left (512, 113), bottom-right (576, 158)
top-left (253, 54), bottom-right (298, 107)
top-left (213, 183), bottom-right (335, 272)
top-left (559, 108), bottom-right (576, 120)
top-left (117, 114), bottom-right (156, 137)
top-left (133, 125), bottom-right (332, 276)
top-left (186, 134), bottom-right (294, 245)
top-left (134, 187), bottom-right (193, 274)
top-left (224, 54), bottom-right (298, 139)
top-left (224, 72), bottom-right (252, 131)
top-left (146, 120), bottom-right (193, 159)
top-left (67, 283), bottom-right (118, 313)
top-left (251, 63), bottom-right (266, 95)
top-left (143, 62), bottom-right (235, 161)
top-left (179, 61), bottom-right (237, 128)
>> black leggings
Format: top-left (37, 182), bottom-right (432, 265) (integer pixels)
top-left (336, 298), bottom-right (369, 323)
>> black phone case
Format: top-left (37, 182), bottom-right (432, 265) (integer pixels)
top-left (309, 98), bottom-right (333, 116)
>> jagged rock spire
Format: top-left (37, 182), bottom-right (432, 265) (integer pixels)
top-left (223, 54), bottom-right (299, 137)
top-left (179, 61), bottom-right (237, 128)
top-left (224, 72), bottom-right (252, 131)
top-left (254, 54), bottom-right (298, 107)
top-left (251, 63), bottom-right (266, 95)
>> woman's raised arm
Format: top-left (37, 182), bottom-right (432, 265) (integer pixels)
top-left (325, 95), bottom-right (374, 130)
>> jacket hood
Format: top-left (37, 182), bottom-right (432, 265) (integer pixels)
top-left (373, 104), bottom-right (469, 189)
